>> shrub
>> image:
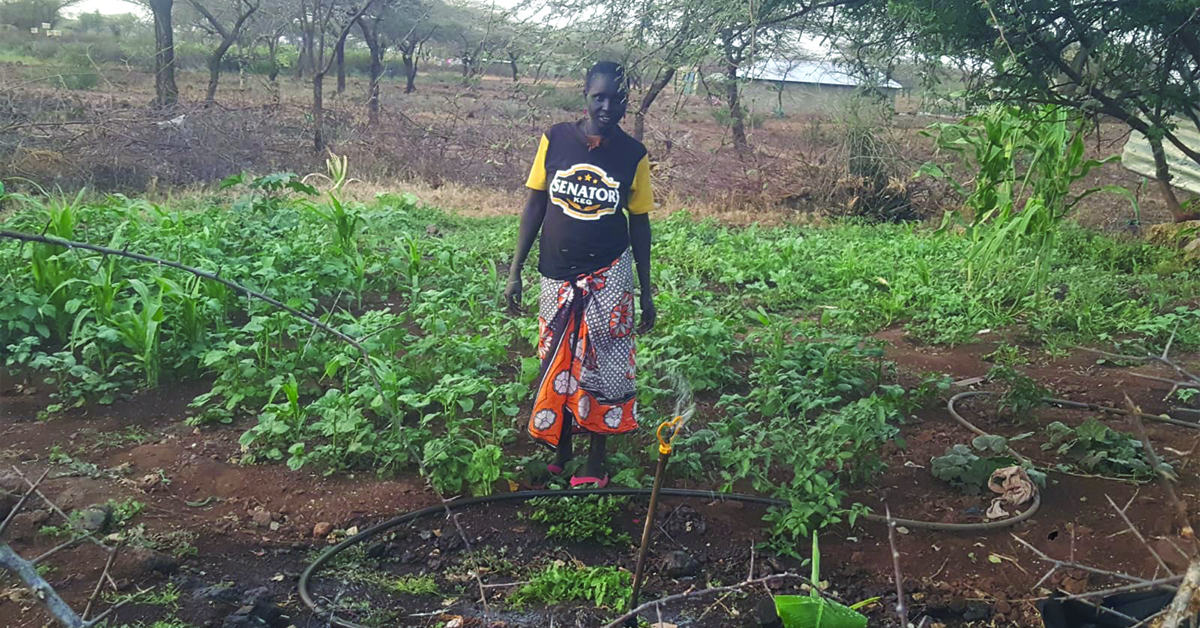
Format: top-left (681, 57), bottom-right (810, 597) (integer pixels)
top-left (711, 106), bottom-right (766, 129)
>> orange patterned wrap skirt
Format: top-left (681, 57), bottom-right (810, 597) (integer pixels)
top-left (528, 249), bottom-right (638, 448)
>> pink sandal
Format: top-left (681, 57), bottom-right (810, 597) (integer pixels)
top-left (547, 462), bottom-right (566, 475)
top-left (569, 475), bottom-right (609, 488)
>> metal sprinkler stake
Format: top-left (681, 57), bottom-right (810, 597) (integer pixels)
top-left (625, 415), bottom-right (686, 627)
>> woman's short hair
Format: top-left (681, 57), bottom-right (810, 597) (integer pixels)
top-left (585, 61), bottom-right (627, 94)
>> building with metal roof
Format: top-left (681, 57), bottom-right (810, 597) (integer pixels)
top-left (736, 59), bottom-right (904, 116)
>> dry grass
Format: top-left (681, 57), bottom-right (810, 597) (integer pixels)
top-left (0, 60), bottom-right (1174, 230)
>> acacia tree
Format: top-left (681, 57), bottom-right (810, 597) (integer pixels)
top-left (707, 0), bottom-right (862, 153)
top-left (188, 0), bottom-right (260, 104)
top-left (251, 14), bottom-right (290, 83)
top-left (838, 0), bottom-right (1200, 221)
top-left (397, 20), bottom-right (437, 92)
top-left (311, 0), bottom-right (379, 151)
top-left (357, 0), bottom-right (436, 123)
top-left (148, 0), bottom-right (179, 107)
top-left (0, 0), bottom-right (81, 30)
top-left (544, 0), bottom-right (856, 149)
top-left (439, 0), bottom-right (504, 84)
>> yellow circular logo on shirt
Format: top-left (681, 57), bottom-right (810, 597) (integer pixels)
top-left (549, 164), bottom-right (622, 220)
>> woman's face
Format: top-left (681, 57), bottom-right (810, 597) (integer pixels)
top-left (585, 73), bottom-right (627, 132)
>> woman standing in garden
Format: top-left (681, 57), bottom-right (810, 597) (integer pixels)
top-left (504, 61), bottom-right (656, 488)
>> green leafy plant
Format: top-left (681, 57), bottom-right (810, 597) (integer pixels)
top-left (110, 278), bottom-right (166, 388)
top-left (508, 564), bottom-right (631, 610)
top-left (391, 574), bottom-right (439, 596)
top-left (526, 496), bottom-right (631, 546)
top-left (772, 533), bottom-right (868, 628)
top-left (988, 365), bottom-right (1051, 421)
top-left (931, 435), bottom-right (1020, 493)
top-left (1043, 420), bottom-right (1157, 479)
top-left (105, 582), bottom-right (182, 610)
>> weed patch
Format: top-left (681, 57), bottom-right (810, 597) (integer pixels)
top-left (1044, 420), bottom-right (1158, 480)
top-left (508, 563), bottom-right (631, 610)
top-left (525, 495), bottom-right (631, 546)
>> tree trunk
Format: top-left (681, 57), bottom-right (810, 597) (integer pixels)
top-left (205, 38), bottom-right (236, 105)
top-left (313, 72), bottom-right (325, 153)
top-left (297, 27), bottom-right (313, 78)
top-left (509, 56), bottom-right (518, 82)
top-left (634, 66), bottom-right (675, 141)
top-left (361, 21), bottom-right (382, 126)
top-left (724, 56), bottom-right (748, 154)
top-left (402, 52), bottom-right (417, 92)
top-left (267, 36), bottom-right (279, 82)
top-left (1149, 134), bottom-right (1197, 222)
top-left (148, 0), bottom-right (178, 108)
top-left (368, 57), bottom-right (381, 124)
top-left (336, 39), bottom-right (346, 94)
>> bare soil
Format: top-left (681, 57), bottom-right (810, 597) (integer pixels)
top-left (3, 330), bottom-right (1197, 628)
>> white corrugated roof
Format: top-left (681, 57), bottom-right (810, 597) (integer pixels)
top-left (1122, 118), bottom-right (1200, 195)
top-left (740, 59), bottom-right (902, 90)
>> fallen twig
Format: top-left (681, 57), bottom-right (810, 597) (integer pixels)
top-left (1125, 394), bottom-right (1195, 541)
top-left (1105, 493), bottom-right (1175, 577)
top-left (1044, 397), bottom-right (1200, 430)
top-left (887, 506), bottom-right (909, 628)
top-left (81, 546), bottom-right (120, 620)
top-left (1162, 561), bottom-right (1200, 628)
top-left (1011, 533), bottom-right (1152, 587)
top-left (1077, 345), bottom-right (1200, 385)
top-left (0, 468), bottom-right (50, 537)
top-left (600, 572), bottom-right (812, 628)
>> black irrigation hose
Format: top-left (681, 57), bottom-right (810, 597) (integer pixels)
top-left (300, 392), bottom-right (1062, 626)
top-left (301, 488), bottom-right (1043, 628)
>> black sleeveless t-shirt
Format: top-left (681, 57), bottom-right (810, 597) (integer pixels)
top-left (525, 121), bottom-right (654, 281)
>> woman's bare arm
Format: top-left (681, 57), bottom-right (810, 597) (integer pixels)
top-left (629, 212), bottom-right (655, 333)
top-left (505, 189), bottom-right (549, 313)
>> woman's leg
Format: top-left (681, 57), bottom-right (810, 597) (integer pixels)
top-left (586, 434), bottom-right (606, 478)
top-left (553, 408), bottom-right (574, 468)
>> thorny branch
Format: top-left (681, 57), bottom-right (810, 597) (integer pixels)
top-left (887, 506), bottom-right (909, 628)
top-left (599, 572), bottom-right (816, 628)
top-left (1125, 394), bottom-right (1196, 541)
top-left (1105, 493), bottom-right (1175, 577)
top-left (0, 467), bottom-right (130, 628)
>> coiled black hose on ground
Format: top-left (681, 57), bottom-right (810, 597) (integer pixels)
top-left (298, 486), bottom-right (1042, 628)
top-left (300, 392), bottom-right (1051, 627)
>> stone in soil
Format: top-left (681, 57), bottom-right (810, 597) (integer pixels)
top-left (194, 583), bottom-right (243, 605)
top-left (248, 507), bottom-right (273, 528)
top-left (366, 541), bottom-right (392, 558)
top-left (661, 550), bottom-right (701, 578)
top-left (0, 492), bottom-right (17, 521)
top-left (125, 546), bottom-right (180, 576)
top-left (312, 521), bottom-right (333, 538)
top-left (74, 503), bottom-right (113, 534)
top-left (220, 586), bottom-right (289, 628)
top-left (438, 531), bottom-right (466, 552)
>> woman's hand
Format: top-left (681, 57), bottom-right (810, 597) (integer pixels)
top-left (504, 273), bottom-right (523, 315)
top-left (637, 292), bottom-right (656, 334)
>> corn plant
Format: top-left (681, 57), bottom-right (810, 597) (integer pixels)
top-left (157, 274), bottom-right (213, 368)
top-left (922, 105), bottom-right (1137, 305)
top-left (300, 152), bottom-right (365, 255)
top-left (110, 278), bottom-right (165, 388)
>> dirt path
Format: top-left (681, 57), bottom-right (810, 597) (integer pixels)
top-left (2, 332), bottom-right (1197, 627)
